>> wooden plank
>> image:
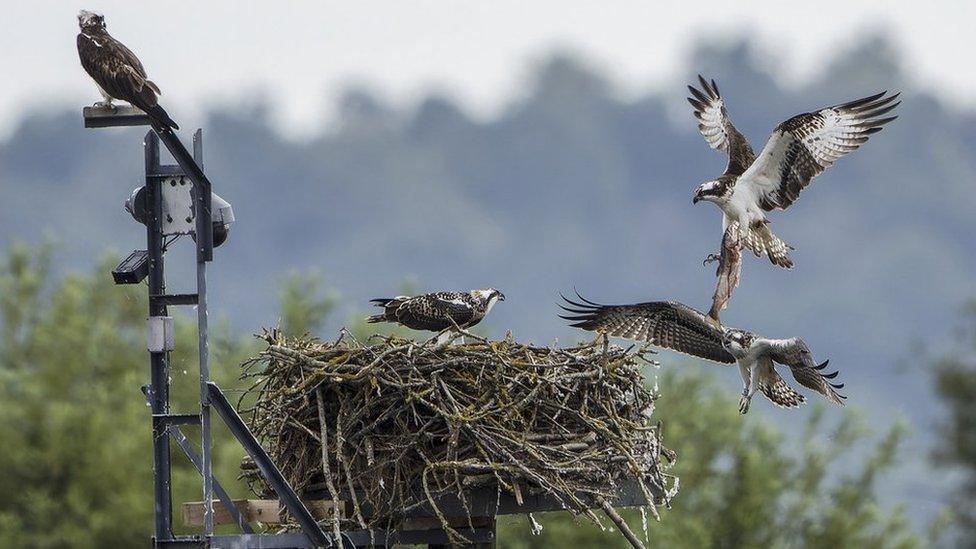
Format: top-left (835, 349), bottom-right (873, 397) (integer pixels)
top-left (181, 499), bottom-right (343, 526)
top-left (182, 499), bottom-right (249, 526)
top-left (244, 499), bottom-right (282, 524)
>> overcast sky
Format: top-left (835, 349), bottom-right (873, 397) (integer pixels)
top-left (1, 1), bottom-right (973, 139)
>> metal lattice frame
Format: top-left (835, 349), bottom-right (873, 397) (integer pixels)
top-left (87, 107), bottom-right (332, 548)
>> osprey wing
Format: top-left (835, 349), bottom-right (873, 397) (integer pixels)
top-left (687, 75), bottom-right (756, 175)
top-left (559, 293), bottom-right (734, 364)
top-left (742, 91), bottom-right (899, 211)
top-left (395, 292), bottom-right (476, 331)
top-left (766, 338), bottom-right (846, 405)
top-left (755, 356), bottom-right (806, 408)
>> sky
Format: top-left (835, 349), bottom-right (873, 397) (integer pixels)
top-left (0, 1), bottom-right (974, 140)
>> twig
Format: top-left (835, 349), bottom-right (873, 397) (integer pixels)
top-left (598, 496), bottom-right (646, 549)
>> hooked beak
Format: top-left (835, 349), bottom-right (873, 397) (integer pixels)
top-left (497, 292), bottom-right (506, 301)
top-left (692, 190), bottom-right (702, 204)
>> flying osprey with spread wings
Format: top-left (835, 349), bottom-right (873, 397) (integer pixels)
top-left (368, 289), bottom-right (505, 342)
top-left (559, 293), bottom-right (845, 413)
top-left (76, 10), bottom-right (179, 130)
top-left (688, 76), bottom-right (898, 269)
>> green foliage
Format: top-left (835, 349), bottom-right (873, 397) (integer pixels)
top-left (277, 270), bottom-right (337, 337)
top-left (0, 244), bottom-right (257, 547)
top-left (0, 247), bottom-right (922, 547)
top-left (932, 301), bottom-right (976, 540)
top-left (499, 369), bottom-right (920, 549)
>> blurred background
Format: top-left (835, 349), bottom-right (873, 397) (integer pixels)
top-left (1, 1), bottom-right (975, 547)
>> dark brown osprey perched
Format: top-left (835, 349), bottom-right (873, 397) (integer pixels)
top-left (368, 289), bottom-right (505, 342)
top-left (76, 10), bottom-right (179, 130)
top-left (559, 292), bottom-right (846, 414)
top-left (688, 76), bottom-right (899, 270)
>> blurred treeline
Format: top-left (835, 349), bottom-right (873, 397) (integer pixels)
top-left (4, 35), bottom-right (976, 526)
top-left (2, 243), bottom-right (971, 547)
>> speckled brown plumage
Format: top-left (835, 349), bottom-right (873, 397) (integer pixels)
top-left (559, 293), bottom-right (735, 364)
top-left (368, 289), bottom-right (504, 333)
top-left (560, 293), bottom-right (847, 413)
top-left (687, 75), bottom-right (756, 176)
top-left (76, 11), bottom-right (178, 129)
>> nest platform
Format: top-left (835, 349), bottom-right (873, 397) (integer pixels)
top-left (237, 329), bottom-right (678, 547)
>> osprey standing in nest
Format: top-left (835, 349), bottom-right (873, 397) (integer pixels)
top-left (559, 293), bottom-right (845, 414)
top-left (688, 76), bottom-right (898, 270)
top-left (368, 289), bottom-right (505, 343)
top-left (76, 10), bottom-right (179, 130)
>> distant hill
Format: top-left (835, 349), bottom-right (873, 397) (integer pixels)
top-left (2, 35), bottom-right (973, 526)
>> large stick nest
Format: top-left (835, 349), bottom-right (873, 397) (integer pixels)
top-left (238, 328), bottom-right (677, 545)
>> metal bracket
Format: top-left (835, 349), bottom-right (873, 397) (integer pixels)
top-left (141, 387), bottom-right (253, 536)
top-left (147, 316), bottom-right (175, 352)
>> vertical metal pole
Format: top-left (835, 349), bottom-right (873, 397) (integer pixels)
top-left (145, 131), bottom-right (173, 540)
top-left (194, 130), bottom-right (215, 537)
top-left (199, 260), bottom-right (212, 536)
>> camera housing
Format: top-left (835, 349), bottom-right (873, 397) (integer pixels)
top-left (124, 179), bottom-right (234, 247)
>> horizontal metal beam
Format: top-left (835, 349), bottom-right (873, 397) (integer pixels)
top-left (306, 477), bottom-right (654, 519)
top-left (153, 536), bottom-right (209, 548)
top-left (210, 534), bottom-right (311, 548)
top-left (152, 293), bottom-right (200, 306)
top-left (153, 413), bottom-right (201, 426)
top-left (148, 165), bottom-right (190, 177)
top-left (204, 527), bottom-right (493, 548)
top-left (83, 105), bottom-right (152, 128)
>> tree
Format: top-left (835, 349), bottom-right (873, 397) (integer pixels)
top-left (499, 368), bottom-right (919, 549)
top-left (0, 243), bottom-right (257, 546)
top-left (277, 270), bottom-right (337, 337)
top-left (932, 301), bottom-right (976, 541)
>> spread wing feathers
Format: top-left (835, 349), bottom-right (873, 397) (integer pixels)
top-left (756, 356), bottom-right (806, 409)
top-left (77, 33), bottom-right (179, 129)
top-left (746, 91), bottom-right (899, 211)
top-left (559, 292), bottom-right (735, 364)
top-left (687, 75), bottom-right (756, 175)
top-left (766, 338), bottom-right (846, 405)
top-left (707, 222), bottom-right (742, 324)
top-left (369, 292), bottom-right (477, 332)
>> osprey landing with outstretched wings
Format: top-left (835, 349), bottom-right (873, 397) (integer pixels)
top-left (559, 292), bottom-right (845, 414)
top-left (368, 289), bottom-right (505, 343)
top-left (76, 10), bottom-right (179, 130)
top-left (688, 76), bottom-right (899, 270)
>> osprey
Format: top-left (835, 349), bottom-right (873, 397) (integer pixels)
top-left (76, 10), bottom-right (179, 130)
top-left (559, 293), bottom-right (845, 414)
top-left (368, 289), bottom-right (506, 342)
top-left (688, 76), bottom-right (898, 269)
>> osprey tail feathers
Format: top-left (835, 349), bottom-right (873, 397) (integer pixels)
top-left (743, 222), bottom-right (793, 269)
top-left (145, 103), bottom-right (180, 131)
top-left (757, 361), bottom-right (806, 408)
top-left (367, 297), bottom-right (404, 323)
